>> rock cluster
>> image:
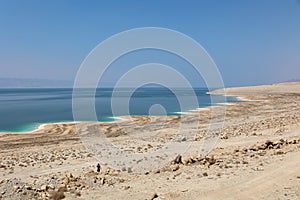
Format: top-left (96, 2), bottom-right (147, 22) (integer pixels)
top-left (166, 137), bottom-right (300, 178)
top-left (0, 167), bottom-right (127, 199)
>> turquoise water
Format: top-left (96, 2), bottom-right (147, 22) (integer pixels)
top-left (0, 87), bottom-right (238, 132)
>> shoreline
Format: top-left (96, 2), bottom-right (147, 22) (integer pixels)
top-left (1, 82), bottom-right (293, 135)
top-left (0, 93), bottom-right (242, 134)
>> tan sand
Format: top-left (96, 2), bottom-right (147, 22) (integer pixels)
top-left (0, 82), bottom-right (299, 199)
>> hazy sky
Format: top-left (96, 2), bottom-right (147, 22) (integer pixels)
top-left (0, 0), bottom-right (300, 87)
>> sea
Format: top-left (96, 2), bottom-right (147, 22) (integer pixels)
top-left (0, 87), bottom-right (239, 132)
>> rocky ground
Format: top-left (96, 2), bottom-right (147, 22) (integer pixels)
top-left (0, 82), bottom-right (299, 200)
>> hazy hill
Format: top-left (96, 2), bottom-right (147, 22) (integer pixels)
top-left (0, 78), bottom-right (73, 88)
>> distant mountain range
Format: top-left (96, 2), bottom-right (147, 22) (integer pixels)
top-left (0, 78), bottom-right (73, 88)
top-left (0, 77), bottom-right (299, 88)
top-left (284, 78), bottom-right (300, 83)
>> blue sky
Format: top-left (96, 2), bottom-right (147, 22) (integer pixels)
top-left (0, 0), bottom-right (300, 87)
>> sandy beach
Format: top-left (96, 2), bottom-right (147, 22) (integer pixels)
top-left (0, 82), bottom-right (299, 200)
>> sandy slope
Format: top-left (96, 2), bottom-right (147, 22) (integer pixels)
top-left (0, 82), bottom-right (299, 200)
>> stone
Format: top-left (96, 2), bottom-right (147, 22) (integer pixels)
top-left (75, 191), bottom-right (81, 197)
top-left (206, 156), bottom-right (216, 166)
top-left (151, 193), bottom-right (159, 200)
top-left (292, 139), bottom-right (298, 144)
top-left (41, 193), bottom-right (46, 199)
top-left (256, 167), bottom-right (264, 171)
top-left (172, 155), bottom-right (182, 164)
top-left (62, 177), bottom-right (69, 185)
top-left (265, 140), bottom-right (273, 148)
top-left (66, 172), bottom-right (73, 178)
top-left (275, 150), bottom-right (285, 155)
top-left (258, 151), bottom-right (266, 156)
top-left (127, 167), bottom-right (133, 173)
top-left (70, 186), bottom-right (76, 191)
top-left (242, 160), bottom-right (249, 164)
top-left (170, 164), bottom-right (180, 171)
top-left (58, 184), bottom-right (67, 192)
top-left (48, 184), bottom-right (55, 190)
top-left (19, 163), bottom-right (27, 167)
top-left (241, 148), bottom-right (248, 153)
top-left (182, 156), bottom-right (195, 165)
top-left (100, 178), bottom-right (105, 185)
top-left (25, 185), bottom-right (32, 190)
top-left (123, 185), bottom-right (130, 190)
top-left (181, 137), bottom-right (187, 142)
top-left (49, 191), bottom-right (65, 200)
top-left (41, 185), bottom-right (48, 191)
top-left (13, 186), bottom-right (20, 192)
top-left (221, 135), bottom-right (228, 139)
top-left (250, 144), bottom-right (260, 151)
